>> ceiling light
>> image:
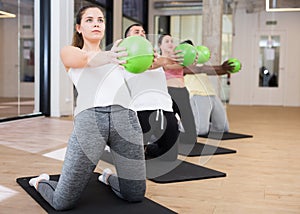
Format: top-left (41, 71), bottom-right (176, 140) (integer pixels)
top-left (0, 10), bottom-right (16, 18)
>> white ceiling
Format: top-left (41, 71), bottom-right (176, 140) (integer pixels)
top-left (0, 0), bottom-right (299, 16)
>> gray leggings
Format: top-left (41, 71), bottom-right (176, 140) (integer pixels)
top-left (37, 106), bottom-right (146, 211)
top-left (190, 95), bottom-right (229, 135)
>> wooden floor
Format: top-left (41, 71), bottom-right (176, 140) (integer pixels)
top-left (0, 105), bottom-right (300, 214)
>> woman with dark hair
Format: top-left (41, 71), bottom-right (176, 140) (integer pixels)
top-left (28, 5), bottom-right (146, 210)
top-left (158, 34), bottom-right (198, 145)
top-left (158, 34), bottom-right (234, 143)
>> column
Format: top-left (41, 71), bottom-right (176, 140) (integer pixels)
top-left (202, 0), bottom-right (223, 95)
top-left (202, 0), bottom-right (223, 64)
top-left (113, 0), bottom-right (123, 40)
top-left (50, 0), bottom-right (74, 117)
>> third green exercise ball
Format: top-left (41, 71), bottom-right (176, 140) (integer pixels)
top-left (196, 45), bottom-right (211, 64)
top-left (119, 36), bottom-right (154, 74)
top-left (175, 43), bottom-right (197, 67)
top-left (227, 58), bottom-right (242, 73)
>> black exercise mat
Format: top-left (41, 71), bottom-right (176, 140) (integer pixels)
top-left (16, 173), bottom-right (177, 214)
top-left (178, 142), bottom-right (236, 157)
top-left (198, 131), bottom-right (253, 140)
top-left (146, 159), bottom-right (226, 184)
top-left (100, 151), bottom-right (226, 184)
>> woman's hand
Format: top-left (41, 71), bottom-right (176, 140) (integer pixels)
top-left (171, 49), bottom-right (184, 65)
top-left (87, 39), bottom-right (128, 67)
top-left (108, 39), bottom-right (128, 64)
top-left (151, 54), bottom-right (183, 70)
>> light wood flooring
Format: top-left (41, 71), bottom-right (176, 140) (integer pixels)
top-left (0, 105), bottom-right (300, 214)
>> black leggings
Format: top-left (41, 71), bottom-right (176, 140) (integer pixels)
top-left (137, 110), bottom-right (179, 161)
top-left (168, 87), bottom-right (197, 144)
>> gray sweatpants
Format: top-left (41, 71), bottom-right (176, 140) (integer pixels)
top-left (37, 106), bottom-right (146, 211)
top-left (190, 95), bottom-right (229, 135)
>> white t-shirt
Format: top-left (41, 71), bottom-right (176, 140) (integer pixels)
top-left (123, 67), bottom-right (173, 112)
top-left (68, 64), bottom-right (131, 116)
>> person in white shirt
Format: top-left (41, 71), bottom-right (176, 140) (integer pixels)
top-left (123, 24), bottom-right (180, 161)
top-left (28, 6), bottom-right (146, 211)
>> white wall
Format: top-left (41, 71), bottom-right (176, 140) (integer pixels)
top-left (50, 0), bottom-right (74, 117)
top-left (230, 7), bottom-right (300, 106)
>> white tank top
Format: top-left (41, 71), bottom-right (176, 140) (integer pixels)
top-left (123, 67), bottom-right (173, 112)
top-left (68, 64), bottom-right (132, 116)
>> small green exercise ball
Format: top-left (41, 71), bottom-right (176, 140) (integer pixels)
top-left (118, 36), bottom-right (154, 74)
top-left (175, 43), bottom-right (197, 67)
top-left (196, 45), bottom-right (211, 64)
top-left (227, 58), bottom-right (242, 73)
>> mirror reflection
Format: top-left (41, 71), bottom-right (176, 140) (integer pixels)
top-left (0, 0), bottom-right (35, 119)
top-left (259, 35), bottom-right (280, 87)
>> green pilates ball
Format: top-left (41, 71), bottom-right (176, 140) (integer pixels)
top-left (174, 43), bottom-right (197, 67)
top-left (196, 45), bottom-right (211, 64)
top-left (119, 36), bottom-right (154, 74)
top-left (227, 58), bottom-right (242, 73)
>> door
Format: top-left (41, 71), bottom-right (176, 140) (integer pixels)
top-left (252, 31), bottom-right (286, 105)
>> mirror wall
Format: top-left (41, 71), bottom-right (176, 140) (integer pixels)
top-left (0, 0), bottom-right (35, 119)
top-left (259, 35), bottom-right (280, 87)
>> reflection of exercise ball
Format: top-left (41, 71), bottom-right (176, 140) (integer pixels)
top-left (196, 45), bottom-right (210, 64)
top-left (175, 43), bottom-right (197, 66)
top-left (119, 36), bottom-right (154, 73)
top-left (228, 58), bottom-right (241, 73)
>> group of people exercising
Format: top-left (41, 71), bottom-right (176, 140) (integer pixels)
top-left (28, 5), bottom-right (236, 211)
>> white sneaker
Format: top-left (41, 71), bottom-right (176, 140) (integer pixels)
top-left (98, 168), bottom-right (113, 185)
top-left (29, 173), bottom-right (50, 189)
top-left (104, 145), bottom-right (110, 152)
